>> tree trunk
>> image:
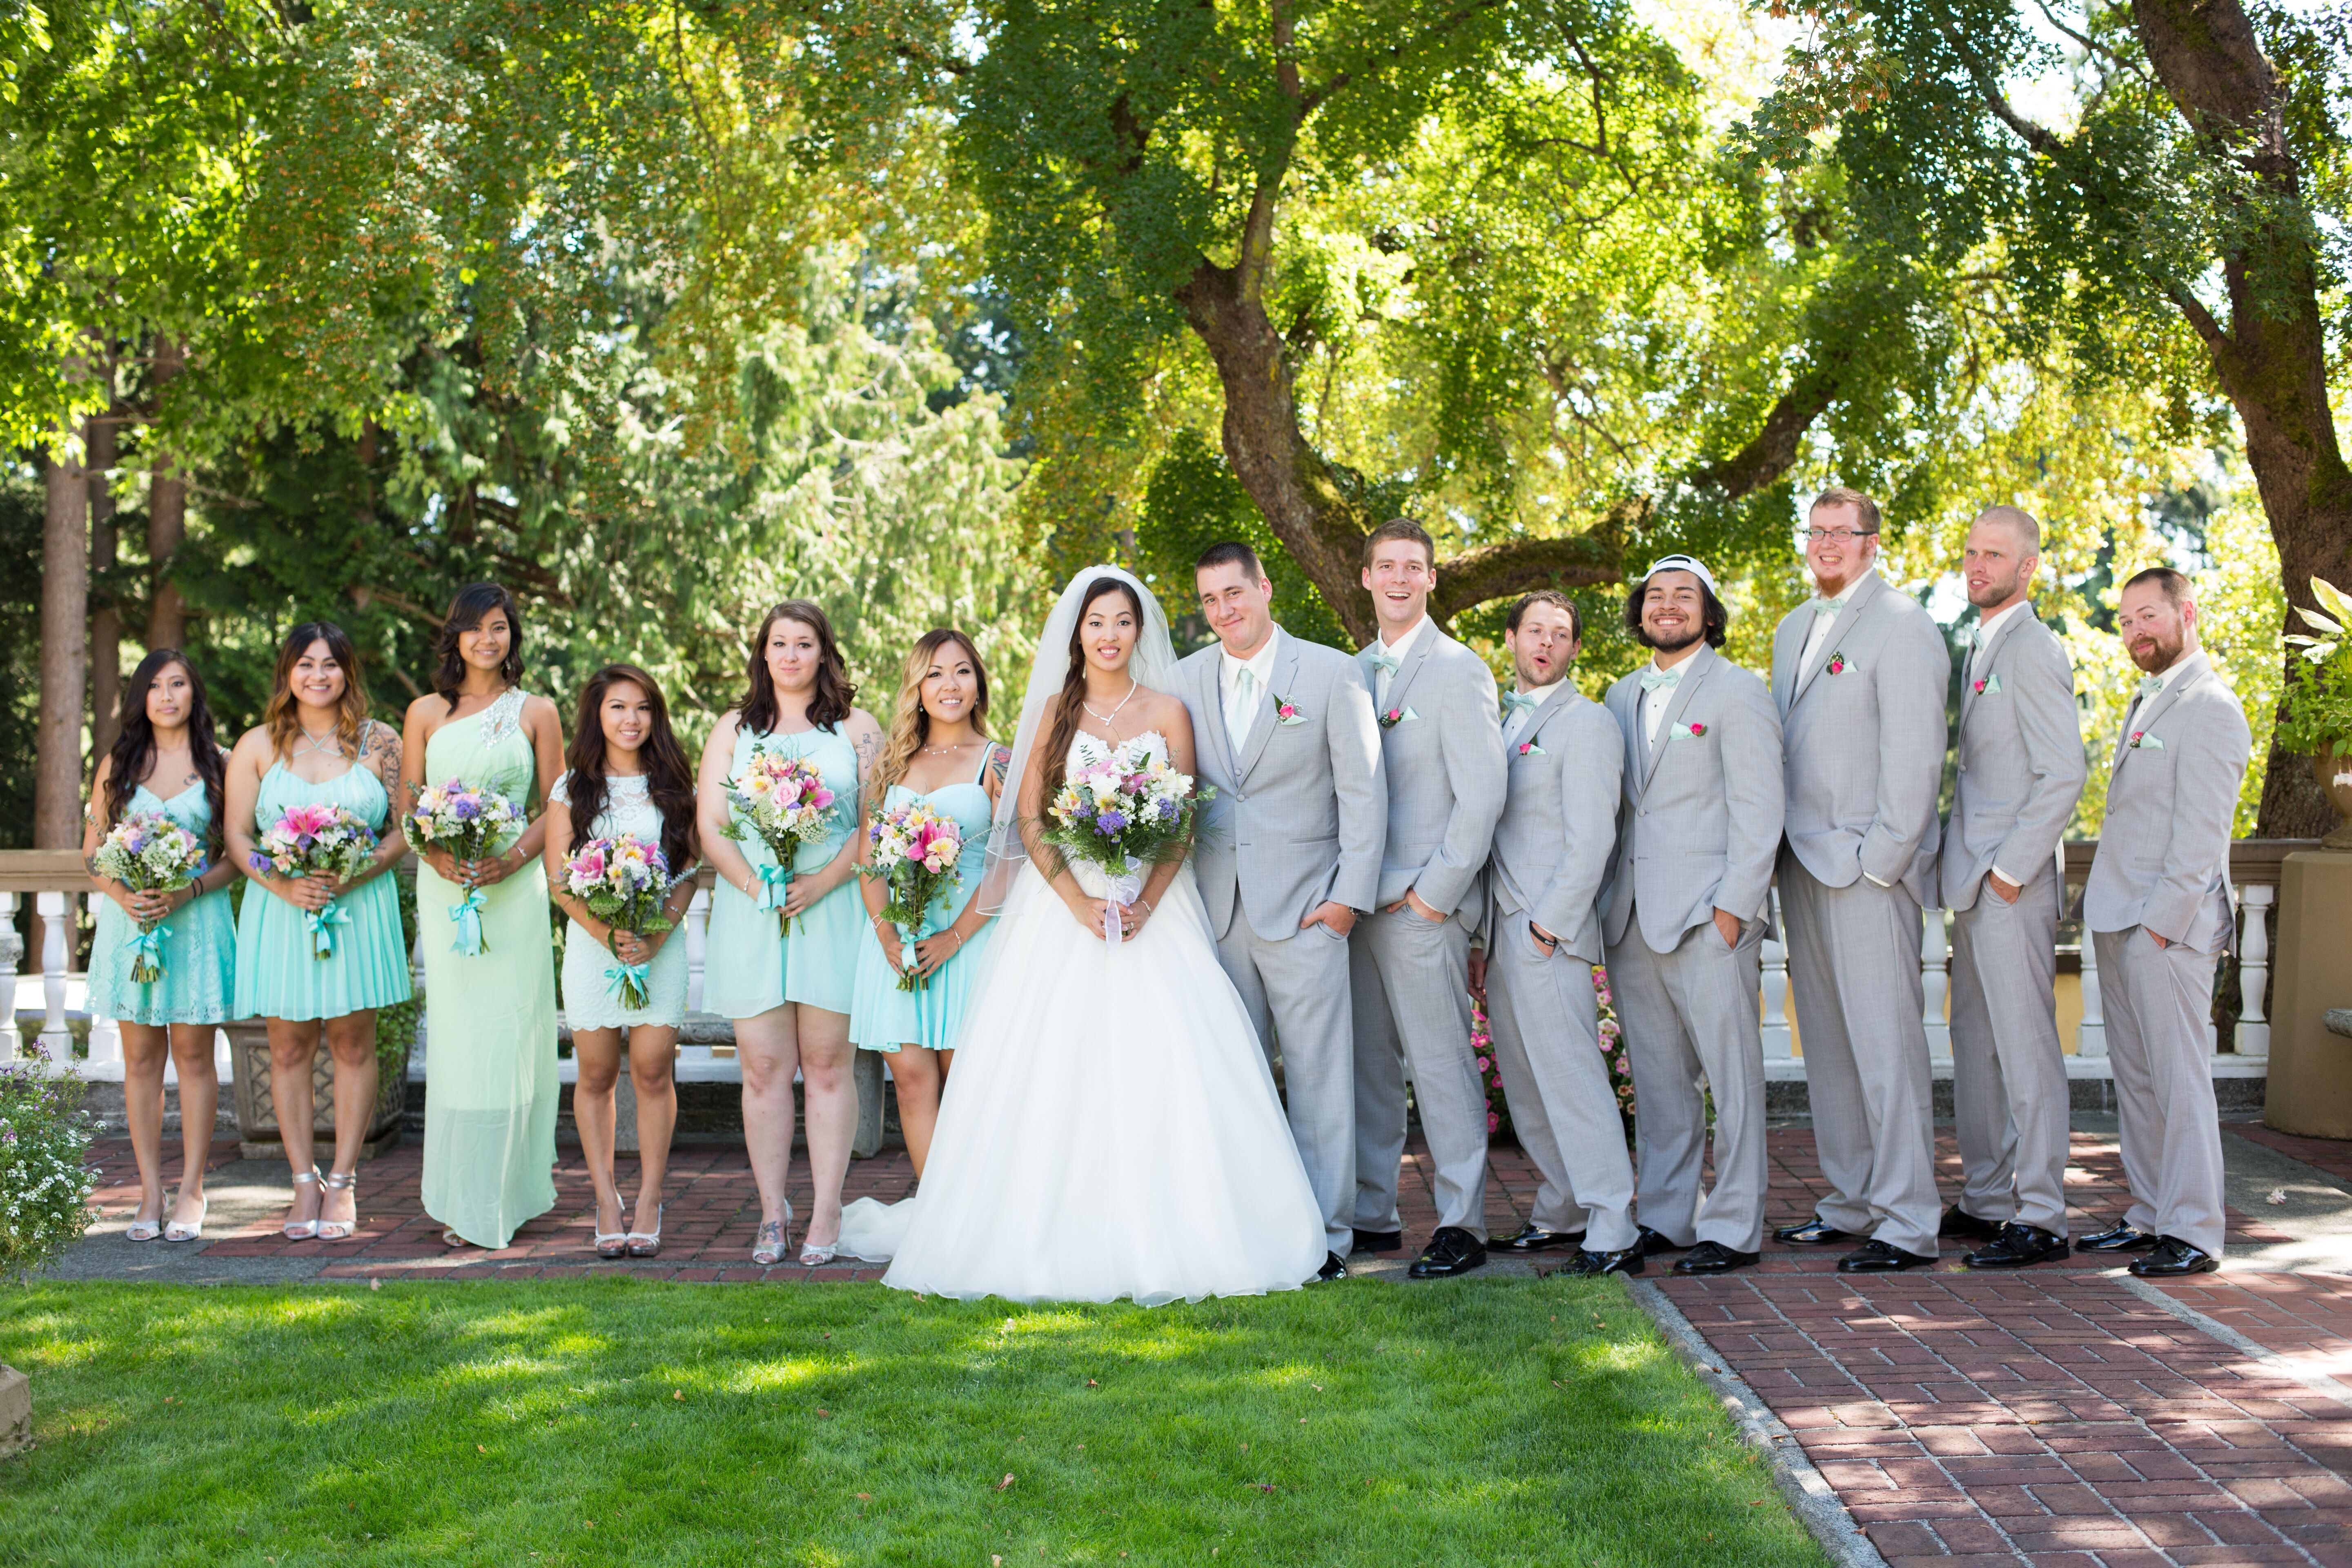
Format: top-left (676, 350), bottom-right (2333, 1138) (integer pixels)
top-left (89, 410), bottom-right (121, 760)
top-left (146, 335), bottom-right (187, 651)
top-left (35, 432), bottom-right (89, 853)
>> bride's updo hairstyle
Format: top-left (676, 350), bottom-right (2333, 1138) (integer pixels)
top-left (875, 629), bottom-right (992, 796)
top-left (737, 599), bottom-right (856, 735)
top-left (1036, 575), bottom-right (1144, 808)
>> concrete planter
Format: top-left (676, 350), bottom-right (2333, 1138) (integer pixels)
top-left (225, 1020), bottom-right (408, 1161)
top-left (0, 1364), bottom-right (28, 1458)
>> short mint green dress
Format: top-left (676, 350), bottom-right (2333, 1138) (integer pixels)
top-left (417, 688), bottom-right (559, 1250)
top-left (848, 753), bottom-right (997, 1053)
top-left (87, 782), bottom-right (236, 1027)
top-left (704, 722), bottom-right (862, 1019)
top-left (233, 749), bottom-right (413, 1022)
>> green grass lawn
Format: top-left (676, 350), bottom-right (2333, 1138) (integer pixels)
top-left (0, 1277), bottom-right (1826, 1567)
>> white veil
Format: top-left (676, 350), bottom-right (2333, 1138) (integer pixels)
top-left (976, 564), bottom-right (1180, 913)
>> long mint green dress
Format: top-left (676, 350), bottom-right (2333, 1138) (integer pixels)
top-left (848, 751), bottom-right (997, 1052)
top-left (233, 743), bottom-right (413, 1021)
top-left (704, 722), bottom-right (862, 1019)
top-left (417, 688), bottom-right (558, 1249)
top-left (87, 782), bottom-right (236, 1027)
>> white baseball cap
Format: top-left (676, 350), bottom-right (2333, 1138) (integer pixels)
top-left (1639, 554), bottom-right (1719, 597)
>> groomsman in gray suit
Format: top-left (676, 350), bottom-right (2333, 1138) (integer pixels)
top-left (1179, 541), bottom-right (1387, 1284)
top-left (2078, 567), bottom-right (2250, 1278)
top-left (1769, 486), bottom-right (1952, 1272)
top-left (1350, 518), bottom-right (1508, 1278)
top-left (1942, 507), bottom-right (2087, 1269)
top-left (1601, 556), bottom-right (1784, 1276)
top-left (1468, 590), bottom-right (1642, 1276)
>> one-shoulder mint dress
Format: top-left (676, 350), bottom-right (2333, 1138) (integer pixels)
top-left (417, 688), bottom-right (559, 1249)
top-left (87, 782), bottom-right (236, 1027)
top-left (233, 746), bottom-right (413, 1022)
top-left (848, 752), bottom-right (997, 1053)
top-left (704, 723), bottom-right (862, 1019)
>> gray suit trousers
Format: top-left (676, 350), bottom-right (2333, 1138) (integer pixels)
top-left (1780, 857), bottom-right (1942, 1256)
top-left (1484, 937), bottom-right (1636, 1250)
top-left (1608, 916), bottom-right (1768, 1253)
top-left (1949, 871), bottom-right (2070, 1235)
top-left (2096, 927), bottom-right (2227, 1256)
top-left (1350, 907), bottom-right (1490, 1237)
top-left (1216, 920), bottom-right (1357, 1256)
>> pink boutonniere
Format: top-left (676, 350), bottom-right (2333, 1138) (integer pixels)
top-left (1379, 706), bottom-right (1418, 729)
top-left (1270, 694), bottom-right (1306, 726)
top-left (1517, 740), bottom-right (1545, 756)
top-left (1826, 652), bottom-right (1847, 675)
top-left (2129, 730), bottom-right (2163, 750)
top-left (1687, 722), bottom-right (1706, 737)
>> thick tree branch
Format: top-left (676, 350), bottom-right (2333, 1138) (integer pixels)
top-left (1431, 534), bottom-right (1618, 624)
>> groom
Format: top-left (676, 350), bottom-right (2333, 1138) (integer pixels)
top-left (1179, 542), bottom-right (1388, 1283)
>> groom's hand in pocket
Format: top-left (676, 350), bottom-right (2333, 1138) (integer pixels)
top-left (1299, 900), bottom-right (1356, 939)
top-left (1467, 948), bottom-right (1487, 1001)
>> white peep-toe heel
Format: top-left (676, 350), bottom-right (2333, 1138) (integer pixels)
top-left (318, 1170), bottom-right (359, 1242)
top-left (283, 1167), bottom-right (322, 1240)
top-left (163, 1195), bottom-right (208, 1244)
top-left (626, 1203), bottom-right (664, 1259)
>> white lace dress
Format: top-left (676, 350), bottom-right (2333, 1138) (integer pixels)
top-left (551, 771), bottom-right (690, 1031)
top-left (837, 732), bottom-right (1327, 1305)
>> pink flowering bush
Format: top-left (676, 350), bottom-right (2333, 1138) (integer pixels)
top-left (1472, 964), bottom-right (1635, 1145)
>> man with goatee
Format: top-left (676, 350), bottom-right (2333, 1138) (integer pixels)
top-left (1941, 506), bottom-right (2087, 1269)
top-left (2078, 567), bottom-right (2250, 1278)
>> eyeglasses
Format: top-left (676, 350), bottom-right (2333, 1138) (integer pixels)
top-left (1803, 527), bottom-right (1876, 544)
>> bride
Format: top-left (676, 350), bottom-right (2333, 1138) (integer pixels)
top-left (836, 567), bottom-right (1328, 1304)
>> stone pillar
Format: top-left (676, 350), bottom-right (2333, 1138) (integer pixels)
top-left (1921, 905), bottom-right (1951, 1062)
top-left (2076, 921), bottom-right (2107, 1059)
top-left (2235, 884), bottom-right (2273, 1059)
top-left (1760, 886), bottom-right (1793, 1058)
top-left (2264, 851), bottom-right (2352, 1138)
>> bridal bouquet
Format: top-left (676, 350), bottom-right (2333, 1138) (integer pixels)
top-left (563, 834), bottom-right (675, 1009)
top-left (859, 802), bottom-right (963, 991)
top-left (720, 748), bottom-right (839, 933)
top-left (406, 780), bottom-right (526, 956)
top-left (92, 813), bottom-right (208, 984)
top-left (1040, 749), bottom-right (1212, 946)
top-left (250, 802), bottom-right (379, 959)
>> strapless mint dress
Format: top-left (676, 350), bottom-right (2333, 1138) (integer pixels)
top-left (87, 782), bottom-right (236, 1027)
top-left (234, 760), bottom-right (413, 1021)
top-left (848, 756), bottom-right (997, 1053)
top-left (704, 723), bottom-right (863, 1019)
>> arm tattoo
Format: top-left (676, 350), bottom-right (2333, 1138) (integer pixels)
top-left (855, 726), bottom-right (880, 784)
top-left (988, 746), bottom-right (1011, 784)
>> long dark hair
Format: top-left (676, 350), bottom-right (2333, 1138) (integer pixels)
top-left (263, 621), bottom-right (372, 762)
top-left (102, 650), bottom-right (227, 858)
top-left (434, 582), bottom-right (525, 707)
top-left (735, 599), bottom-right (855, 735)
top-left (564, 664), bottom-right (699, 874)
top-left (1037, 576), bottom-right (1144, 807)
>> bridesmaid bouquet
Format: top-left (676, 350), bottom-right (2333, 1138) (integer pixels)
top-left (1040, 749), bottom-right (1212, 947)
top-left (562, 835), bottom-right (675, 1009)
top-left (719, 748), bottom-right (838, 933)
top-left (406, 780), bottom-right (526, 956)
top-left (92, 813), bottom-right (208, 983)
top-left (250, 803), bottom-right (379, 959)
top-left (859, 803), bottom-right (963, 991)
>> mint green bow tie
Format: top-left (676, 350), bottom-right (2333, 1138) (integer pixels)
top-left (2136, 675), bottom-right (2164, 700)
top-left (1501, 689), bottom-right (1542, 717)
top-left (1808, 597), bottom-right (1844, 618)
top-left (1638, 666), bottom-right (1682, 694)
top-left (1368, 650), bottom-right (1401, 676)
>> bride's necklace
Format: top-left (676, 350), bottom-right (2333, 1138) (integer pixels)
top-left (1081, 679), bottom-right (1140, 728)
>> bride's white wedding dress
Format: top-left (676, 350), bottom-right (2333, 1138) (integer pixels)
top-left (836, 731), bottom-right (1327, 1305)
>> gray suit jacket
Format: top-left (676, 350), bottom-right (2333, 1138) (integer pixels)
top-left (1770, 569), bottom-right (1950, 906)
top-left (2084, 652), bottom-right (2251, 953)
top-left (1940, 610), bottom-right (2087, 911)
top-left (1356, 622), bottom-right (1506, 916)
top-left (1601, 644), bottom-right (1785, 953)
top-left (1179, 627), bottom-right (1387, 942)
top-left (1485, 687), bottom-right (1622, 965)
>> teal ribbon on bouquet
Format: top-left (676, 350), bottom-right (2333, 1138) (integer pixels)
top-left (893, 919), bottom-right (932, 996)
top-left (604, 960), bottom-right (652, 1011)
top-left (448, 887), bottom-right (488, 956)
top-left (126, 921), bottom-right (172, 986)
top-left (305, 899), bottom-right (350, 960)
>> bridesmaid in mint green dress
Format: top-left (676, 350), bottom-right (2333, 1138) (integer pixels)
top-left (400, 583), bottom-right (568, 1251)
top-left (696, 599), bottom-right (884, 1267)
top-left (82, 651), bottom-right (239, 1244)
top-left (225, 621), bottom-right (414, 1243)
top-left (848, 630), bottom-right (1007, 1180)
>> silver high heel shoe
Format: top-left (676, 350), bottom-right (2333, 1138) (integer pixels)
top-left (625, 1203), bottom-right (664, 1259)
top-left (752, 1202), bottom-right (793, 1266)
top-left (318, 1170), bottom-right (359, 1242)
top-left (282, 1167), bottom-right (322, 1240)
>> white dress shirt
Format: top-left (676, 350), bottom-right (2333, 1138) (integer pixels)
top-left (1502, 678), bottom-right (1563, 747)
top-left (1639, 657), bottom-right (1687, 743)
top-left (1372, 615), bottom-right (1432, 708)
top-left (1799, 565), bottom-right (1876, 675)
top-left (1218, 634), bottom-right (1281, 752)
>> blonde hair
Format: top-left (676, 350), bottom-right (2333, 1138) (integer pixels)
top-left (873, 629), bottom-right (992, 796)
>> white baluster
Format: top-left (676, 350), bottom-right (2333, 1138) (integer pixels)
top-left (2235, 884), bottom-right (2272, 1059)
top-left (82, 892), bottom-right (122, 1073)
top-left (1921, 905), bottom-right (1951, 1062)
top-left (684, 885), bottom-right (710, 1015)
top-left (408, 920), bottom-right (428, 1077)
top-left (0, 891), bottom-right (21, 1062)
top-left (2076, 925), bottom-right (2107, 1058)
top-left (35, 891), bottom-right (71, 1059)
top-left (1760, 886), bottom-right (1793, 1058)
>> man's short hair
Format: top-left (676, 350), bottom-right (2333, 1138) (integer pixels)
top-left (1622, 573), bottom-right (1730, 649)
top-left (1973, 504), bottom-right (2042, 551)
top-left (1810, 486), bottom-right (1883, 534)
top-left (1506, 588), bottom-right (1581, 643)
top-left (1194, 540), bottom-right (1265, 581)
top-left (1360, 518), bottom-right (1437, 570)
top-left (2123, 565), bottom-right (2191, 606)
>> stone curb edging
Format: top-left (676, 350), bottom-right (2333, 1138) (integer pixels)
top-left (2114, 1272), bottom-right (2352, 1409)
top-left (1625, 1279), bottom-right (1890, 1568)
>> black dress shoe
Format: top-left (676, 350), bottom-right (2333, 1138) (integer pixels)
top-left (1672, 1241), bottom-right (1760, 1276)
top-left (1352, 1227), bottom-right (1403, 1256)
top-left (1939, 1204), bottom-right (2005, 1243)
top-left (1407, 1226), bottom-right (1488, 1279)
top-left (2128, 1236), bottom-right (2219, 1277)
top-left (2076, 1222), bottom-right (2160, 1252)
top-left (1316, 1252), bottom-right (1348, 1282)
top-left (1963, 1223), bottom-right (2070, 1270)
top-left (1491, 1223), bottom-right (1585, 1254)
top-left (1837, 1238), bottom-right (1936, 1273)
top-left (1635, 1224), bottom-right (1686, 1256)
top-left (1774, 1216), bottom-right (1858, 1247)
top-left (1559, 1246), bottom-right (1645, 1277)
